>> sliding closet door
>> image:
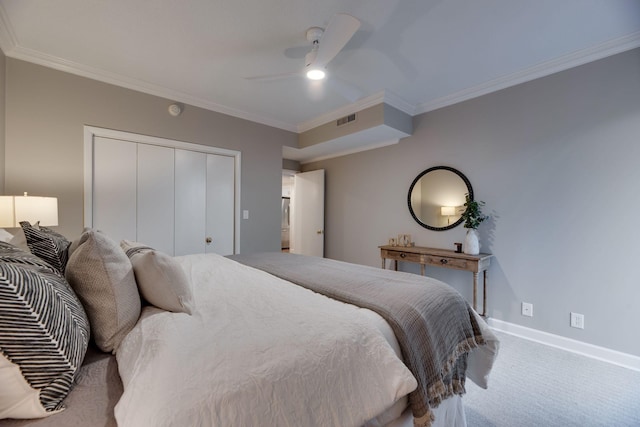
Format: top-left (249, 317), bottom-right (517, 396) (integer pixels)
top-left (137, 144), bottom-right (175, 254)
top-left (206, 154), bottom-right (235, 255)
top-left (86, 127), bottom-right (240, 256)
top-left (175, 150), bottom-right (235, 256)
top-left (175, 150), bottom-right (207, 256)
top-left (92, 137), bottom-right (137, 243)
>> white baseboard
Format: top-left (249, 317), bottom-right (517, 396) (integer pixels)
top-left (487, 318), bottom-right (640, 372)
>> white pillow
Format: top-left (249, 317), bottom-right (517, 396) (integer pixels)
top-left (65, 230), bottom-right (141, 353)
top-left (121, 240), bottom-right (194, 314)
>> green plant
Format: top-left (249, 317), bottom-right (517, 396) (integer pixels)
top-left (461, 193), bottom-right (487, 229)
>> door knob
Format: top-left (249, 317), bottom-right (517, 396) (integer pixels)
top-left (316, 230), bottom-right (323, 234)
top-left (206, 237), bottom-right (212, 244)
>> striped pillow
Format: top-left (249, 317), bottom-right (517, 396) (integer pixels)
top-left (0, 241), bottom-right (60, 274)
top-left (0, 243), bottom-right (90, 419)
top-left (20, 222), bottom-right (71, 275)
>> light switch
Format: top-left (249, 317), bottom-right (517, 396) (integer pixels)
top-left (243, 210), bottom-right (249, 220)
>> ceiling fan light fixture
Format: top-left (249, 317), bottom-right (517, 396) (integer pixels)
top-left (306, 68), bottom-right (326, 80)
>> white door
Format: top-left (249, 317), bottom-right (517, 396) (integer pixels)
top-left (175, 150), bottom-right (235, 256)
top-left (290, 169), bottom-right (324, 257)
top-left (137, 144), bottom-right (175, 254)
top-left (206, 154), bottom-right (235, 255)
top-left (92, 137), bottom-right (137, 244)
top-left (175, 149), bottom-right (207, 256)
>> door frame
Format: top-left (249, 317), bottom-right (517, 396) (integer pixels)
top-left (83, 126), bottom-right (242, 253)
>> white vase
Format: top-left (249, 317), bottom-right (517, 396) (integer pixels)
top-left (463, 229), bottom-right (480, 255)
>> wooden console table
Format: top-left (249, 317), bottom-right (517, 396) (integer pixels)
top-left (379, 245), bottom-right (493, 316)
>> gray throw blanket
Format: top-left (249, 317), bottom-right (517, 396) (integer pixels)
top-left (227, 252), bottom-right (486, 427)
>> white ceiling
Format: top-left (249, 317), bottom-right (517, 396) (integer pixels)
top-left (0, 0), bottom-right (639, 133)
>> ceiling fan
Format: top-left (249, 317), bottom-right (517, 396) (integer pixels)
top-left (246, 13), bottom-right (361, 84)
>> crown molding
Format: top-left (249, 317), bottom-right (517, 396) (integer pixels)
top-left (381, 90), bottom-right (416, 116)
top-left (3, 39), bottom-right (412, 135)
top-left (298, 138), bottom-right (400, 164)
top-left (0, 5), bottom-right (17, 54)
top-left (3, 0), bottom-right (638, 137)
top-left (284, 137), bottom-right (400, 164)
top-left (3, 42), bottom-right (299, 133)
top-left (416, 31), bottom-right (640, 115)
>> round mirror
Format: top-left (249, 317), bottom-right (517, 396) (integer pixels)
top-left (407, 166), bottom-right (473, 231)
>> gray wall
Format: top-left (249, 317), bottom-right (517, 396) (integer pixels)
top-left (4, 58), bottom-right (297, 253)
top-left (304, 48), bottom-right (640, 356)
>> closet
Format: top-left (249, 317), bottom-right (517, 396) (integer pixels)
top-left (84, 127), bottom-right (240, 256)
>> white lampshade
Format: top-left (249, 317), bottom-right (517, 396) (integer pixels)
top-left (0, 193), bottom-right (58, 227)
top-left (441, 206), bottom-right (456, 216)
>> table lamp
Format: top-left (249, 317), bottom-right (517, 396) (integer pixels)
top-left (0, 192), bottom-right (59, 227)
top-left (441, 206), bottom-right (456, 225)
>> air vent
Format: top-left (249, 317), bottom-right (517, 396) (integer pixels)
top-left (336, 113), bottom-right (356, 127)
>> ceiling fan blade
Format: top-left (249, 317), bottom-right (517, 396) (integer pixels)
top-left (326, 76), bottom-right (364, 103)
top-left (244, 71), bottom-right (302, 81)
top-left (312, 13), bottom-right (361, 67)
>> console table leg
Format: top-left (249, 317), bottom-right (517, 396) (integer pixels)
top-left (472, 272), bottom-right (479, 313)
top-left (482, 270), bottom-right (487, 317)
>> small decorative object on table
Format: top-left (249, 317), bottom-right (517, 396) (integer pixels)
top-left (460, 193), bottom-right (487, 255)
top-left (397, 234), bottom-right (412, 247)
top-left (389, 234), bottom-right (413, 247)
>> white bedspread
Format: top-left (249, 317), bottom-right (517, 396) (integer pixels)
top-left (114, 253), bottom-right (418, 427)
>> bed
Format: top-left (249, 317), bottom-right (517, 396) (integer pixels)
top-left (0, 225), bottom-right (498, 427)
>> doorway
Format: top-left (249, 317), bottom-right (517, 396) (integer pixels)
top-left (282, 169), bottom-right (325, 257)
top-left (281, 170), bottom-right (296, 252)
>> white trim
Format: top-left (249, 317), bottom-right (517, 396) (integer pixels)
top-left (487, 318), bottom-right (640, 373)
top-left (82, 127), bottom-right (95, 229)
top-left (83, 126), bottom-right (242, 254)
top-left (5, 44), bottom-right (297, 133)
top-left (3, 0), bottom-right (639, 134)
top-left (296, 138), bottom-right (400, 164)
top-left (416, 31), bottom-right (640, 115)
top-left (382, 91), bottom-right (417, 117)
top-left (0, 5), bottom-right (17, 52)
top-left (232, 151), bottom-right (242, 254)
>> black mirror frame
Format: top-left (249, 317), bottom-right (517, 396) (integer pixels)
top-left (407, 166), bottom-right (474, 231)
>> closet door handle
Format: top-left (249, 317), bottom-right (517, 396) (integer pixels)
top-left (206, 237), bottom-right (213, 244)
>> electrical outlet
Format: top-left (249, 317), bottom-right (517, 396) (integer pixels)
top-left (521, 302), bottom-right (533, 317)
top-left (570, 312), bottom-right (584, 329)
